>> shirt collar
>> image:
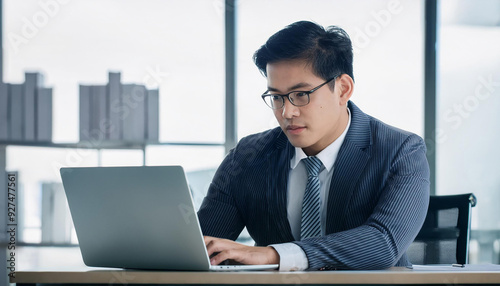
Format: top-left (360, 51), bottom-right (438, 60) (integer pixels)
top-left (290, 107), bottom-right (352, 172)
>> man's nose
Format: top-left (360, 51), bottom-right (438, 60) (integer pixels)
top-left (281, 98), bottom-right (299, 119)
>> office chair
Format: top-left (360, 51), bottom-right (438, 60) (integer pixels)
top-left (407, 193), bottom-right (477, 265)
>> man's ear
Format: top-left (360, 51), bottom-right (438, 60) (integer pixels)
top-left (338, 74), bottom-right (354, 105)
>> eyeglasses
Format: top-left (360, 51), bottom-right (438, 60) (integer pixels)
top-left (261, 75), bottom-right (339, 109)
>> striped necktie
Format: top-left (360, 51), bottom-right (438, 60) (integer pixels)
top-left (300, 156), bottom-right (322, 239)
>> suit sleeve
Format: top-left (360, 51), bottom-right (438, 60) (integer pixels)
top-left (294, 134), bottom-right (430, 270)
top-left (197, 148), bottom-right (245, 240)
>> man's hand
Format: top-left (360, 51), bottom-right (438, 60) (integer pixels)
top-left (204, 236), bottom-right (280, 265)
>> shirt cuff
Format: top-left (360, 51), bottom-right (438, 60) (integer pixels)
top-left (269, 243), bottom-right (308, 271)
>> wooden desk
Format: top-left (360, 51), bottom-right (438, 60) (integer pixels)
top-left (10, 264), bottom-right (500, 285)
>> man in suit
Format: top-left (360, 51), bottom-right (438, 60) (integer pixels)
top-left (198, 21), bottom-right (430, 271)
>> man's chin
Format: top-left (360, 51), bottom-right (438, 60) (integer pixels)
top-left (285, 137), bottom-right (310, 149)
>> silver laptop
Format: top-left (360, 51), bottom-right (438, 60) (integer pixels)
top-left (60, 166), bottom-right (278, 271)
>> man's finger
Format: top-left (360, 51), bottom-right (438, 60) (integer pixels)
top-left (203, 236), bottom-right (215, 245)
top-left (206, 238), bottom-right (232, 257)
top-left (210, 249), bottom-right (241, 265)
top-left (206, 240), bottom-right (218, 257)
top-left (209, 250), bottom-right (227, 265)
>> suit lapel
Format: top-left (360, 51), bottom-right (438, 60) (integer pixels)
top-left (326, 102), bottom-right (372, 234)
top-left (267, 130), bottom-right (295, 243)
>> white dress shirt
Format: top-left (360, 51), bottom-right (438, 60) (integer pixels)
top-left (271, 107), bottom-right (351, 271)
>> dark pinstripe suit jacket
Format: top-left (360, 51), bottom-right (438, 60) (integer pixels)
top-left (198, 101), bottom-right (430, 270)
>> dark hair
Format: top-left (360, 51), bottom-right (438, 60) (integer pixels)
top-left (253, 21), bottom-right (354, 86)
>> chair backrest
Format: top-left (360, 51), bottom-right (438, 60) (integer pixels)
top-left (407, 193), bottom-right (477, 265)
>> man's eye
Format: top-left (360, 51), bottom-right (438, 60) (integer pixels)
top-left (271, 95), bottom-right (281, 101)
top-left (295, 92), bottom-right (308, 98)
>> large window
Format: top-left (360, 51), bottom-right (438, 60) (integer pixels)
top-left (437, 0), bottom-right (500, 263)
top-left (4, 0), bottom-right (225, 243)
top-left (4, 0), bottom-right (225, 143)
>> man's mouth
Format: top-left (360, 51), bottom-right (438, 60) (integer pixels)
top-left (286, 125), bottom-right (306, 135)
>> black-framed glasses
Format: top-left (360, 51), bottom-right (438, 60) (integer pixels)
top-left (261, 75), bottom-right (339, 109)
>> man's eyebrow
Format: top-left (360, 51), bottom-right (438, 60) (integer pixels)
top-left (267, 82), bottom-right (312, 93)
